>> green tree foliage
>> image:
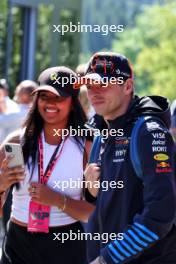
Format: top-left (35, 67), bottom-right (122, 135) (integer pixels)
top-left (0, 1), bottom-right (23, 94)
top-left (58, 9), bottom-right (80, 70)
top-left (36, 5), bottom-right (54, 76)
top-left (81, 0), bottom-right (161, 54)
top-left (112, 1), bottom-right (176, 100)
top-left (36, 7), bottom-right (80, 75)
top-left (0, 1), bottom-right (80, 93)
top-left (0, 0), bottom-right (8, 78)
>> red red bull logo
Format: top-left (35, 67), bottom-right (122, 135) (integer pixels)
top-left (156, 161), bottom-right (172, 173)
top-left (157, 162), bottom-right (170, 168)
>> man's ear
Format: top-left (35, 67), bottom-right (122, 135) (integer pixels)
top-left (124, 78), bottom-right (134, 95)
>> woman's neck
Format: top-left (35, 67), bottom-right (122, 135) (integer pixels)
top-left (43, 121), bottom-right (67, 145)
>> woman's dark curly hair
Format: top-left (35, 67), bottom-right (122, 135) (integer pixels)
top-left (21, 92), bottom-right (92, 179)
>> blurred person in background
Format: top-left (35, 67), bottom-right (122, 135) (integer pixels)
top-left (0, 88), bottom-right (6, 237)
top-left (0, 80), bottom-right (38, 231)
top-left (76, 64), bottom-right (106, 134)
top-left (0, 91), bottom-right (6, 114)
top-left (13, 80), bottom-right (38, 115)
top-left (0, 79), bottom-right (19, 114)
top-left (76, 64), bottom-right (95, 119)
top-left (0, 80), bottom-right (38, 144)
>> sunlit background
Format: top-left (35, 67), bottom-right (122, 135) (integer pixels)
top-left (0, 0), bottom-right (175, 100)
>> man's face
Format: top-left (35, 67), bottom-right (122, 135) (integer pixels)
top-left (87, 80), bottom-right (132, 120)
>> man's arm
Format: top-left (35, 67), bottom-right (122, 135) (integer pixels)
top-left (99, 121), bottom-right (176, 264)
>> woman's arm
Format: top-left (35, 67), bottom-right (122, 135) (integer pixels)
top-left (59, 139), bottom-right (95, 222)
top-left (28, 182), bottom-right (95, 223)
top-left (0, 130), bottom-right (25, 215)
top-left (55, 193), bottom-right (95, 223)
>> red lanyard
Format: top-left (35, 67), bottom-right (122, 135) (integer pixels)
top-left (38, 134), bottom-right (66, 184)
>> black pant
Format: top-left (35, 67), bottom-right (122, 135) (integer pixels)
top-left (2, 189), bottom-right (12, 231)
top-left (1, 221), bottom-right (87, 264)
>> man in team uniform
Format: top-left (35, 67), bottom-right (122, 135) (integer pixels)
top-left (82, 52), bottom-right (176, 264)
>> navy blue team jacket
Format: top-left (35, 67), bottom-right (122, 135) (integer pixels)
top-left (86, 95), bottom-right (176, 264)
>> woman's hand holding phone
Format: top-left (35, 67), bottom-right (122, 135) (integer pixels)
top-left (0, 155), bottom-right (25, 193)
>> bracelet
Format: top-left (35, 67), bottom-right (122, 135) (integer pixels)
top-left (61, 195), bottom-right (67, 211)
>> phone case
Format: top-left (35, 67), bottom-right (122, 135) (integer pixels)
top-left (4, 143), bottom-right (24, 168)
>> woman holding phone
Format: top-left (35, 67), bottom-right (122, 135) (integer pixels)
top-left (0, 66), bottom-right (93, 264)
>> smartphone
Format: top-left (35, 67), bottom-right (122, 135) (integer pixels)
top-left (4, 143), bottom-right (24, 168)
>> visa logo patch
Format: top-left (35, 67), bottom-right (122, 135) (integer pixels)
top-left (152, 133), bottom-right (165, 139)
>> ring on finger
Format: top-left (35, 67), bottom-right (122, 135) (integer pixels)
top-left (32, 186), bottom-right (36, 194)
